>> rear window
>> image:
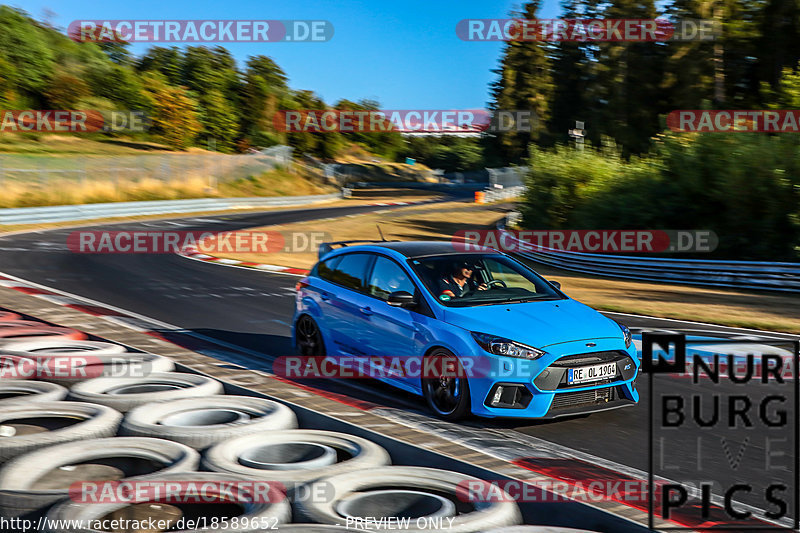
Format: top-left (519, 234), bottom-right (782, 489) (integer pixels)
top-left (316, 255), bottom-right (342, 282)
top-left (328, 253), bottom-right (373, 292)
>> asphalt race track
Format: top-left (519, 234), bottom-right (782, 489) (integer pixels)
top-left (1, 200), bottom-right (797, 525)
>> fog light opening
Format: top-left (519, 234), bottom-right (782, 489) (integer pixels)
top-left (485, 383), bottom-right (532, 409)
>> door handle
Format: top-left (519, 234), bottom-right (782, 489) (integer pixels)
top-left (359, 306), bottom-right (373, 316)
top-left (320, 292), bottom-right (331, 301)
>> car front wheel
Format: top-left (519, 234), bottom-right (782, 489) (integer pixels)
top-left (422, 349), bottom-right (471, 420)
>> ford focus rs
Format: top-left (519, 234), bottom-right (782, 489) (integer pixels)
top-left (292, 241), bottom-right (639, 420)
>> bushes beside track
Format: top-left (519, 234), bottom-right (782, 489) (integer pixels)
top-left (520, 133), bottom-right (800, 261)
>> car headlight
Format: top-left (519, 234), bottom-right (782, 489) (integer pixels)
top-left (618, 323), bottom-right (632, 348)
top-left (471, 332), bottom-right (546, 360)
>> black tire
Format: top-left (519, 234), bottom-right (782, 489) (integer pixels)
top-left (0, 380), bottom-right (67, 405)
top-left (120, 395), bottom-right (298, 449)
top-left (421, 349), bottom-right (472, 421)
top-left (295, 315), bottom-right (325, 357)
top-left (44, 471), bottom-right (291, 532)
top-left (67, 372), bottom-right (224, 412)
top-left (0, 402), bottom-right (122, 464)
top-left (202, 429), bottom-right (390, 485)
top-left (295, 466), bottom-right (521, 532)
top-left (0, 437), bottom-right (199, 521)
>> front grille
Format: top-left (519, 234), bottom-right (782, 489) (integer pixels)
top-left (548, 351), bottom-right (623, 367)
top-left (534, 350), bottom-right (633, 391)
top-left (550, 386), bottom-right (616, 410)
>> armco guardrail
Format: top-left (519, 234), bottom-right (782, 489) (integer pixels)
top-left (0, 194), bottom-right (340, 225)
top-left (481, 185), bottom-right (526, 203)
top-left (500, 229), bottom-right (800, 292)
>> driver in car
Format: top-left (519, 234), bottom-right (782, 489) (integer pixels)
top-left (438, 260), bottom-right (488, 299)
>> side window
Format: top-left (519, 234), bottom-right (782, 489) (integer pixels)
top-left (367, 256), bottom-right (416, 300)
top-left (330, 253), bottom-right (372, 292)
top-left (317, 255), bottom-right (342, 282)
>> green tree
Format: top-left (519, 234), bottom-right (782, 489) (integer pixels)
top-left (547, 0), bottom-right (599, 146)
top-left (661, 0), bottom-right (716, 111)
top-left (137, 47), bottom-right (183, 85)
top-left (334, 99), bottom-right (404, 159)
top-left (144, 74), bottom-right (201, 150)
top-left (593, 0), bottom-right (665, 155)
top-left (284, 90), bottom-right (344, 159)
top-left (197, 89), bottom-right (240, 152)
top-left (44, 70), bottom-right (90, 108)
top-left (0, 6), bottom-right (54, 96)
top-left (0, 53), bottom-right (18, 106)
top-left (86, 64), bottom-right (150, 110)
top-left (241, 56), bottom-right (290, 146)
top-left (400, 136), bottom-right (485, 172)
top-left (763, 61), bottom-right (800, 107)
top-left (756, 0), bottom-right (800, 91)
top-left (486, 1), bottom-right (554, 163)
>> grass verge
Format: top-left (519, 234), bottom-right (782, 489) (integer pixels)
top-left (0, 167), bottom-right (333, 208)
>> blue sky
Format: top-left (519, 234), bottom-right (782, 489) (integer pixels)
top-left (16, 0), bottom-right (563, 109)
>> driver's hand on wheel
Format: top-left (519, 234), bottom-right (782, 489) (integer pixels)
top-left (477, 283), bottom-right (488, 290)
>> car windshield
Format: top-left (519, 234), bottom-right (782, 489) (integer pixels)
top-left (409, 254), bottom-right (564, 307)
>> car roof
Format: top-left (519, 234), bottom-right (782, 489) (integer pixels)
top-left (333, 240), bottom-right (497, 259)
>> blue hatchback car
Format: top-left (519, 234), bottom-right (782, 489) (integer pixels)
top-left (292, 241), bottom-right (639, 420)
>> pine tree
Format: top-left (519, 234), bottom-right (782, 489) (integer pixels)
top-left (593, 0), bottom-right (666, 155)
top-left (548, 0), bottom-right (599, 146)
top-left (486, 1), bottom-right (554, 163)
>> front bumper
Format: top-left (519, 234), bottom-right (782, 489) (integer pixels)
top-left (468, 338), bottom-right (640, 418)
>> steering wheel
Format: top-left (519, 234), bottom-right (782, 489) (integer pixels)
top-left (487, 280), bottom-right (507, 289)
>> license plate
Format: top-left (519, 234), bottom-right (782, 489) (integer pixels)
top-left (568, 362), bottom-right (617, 385)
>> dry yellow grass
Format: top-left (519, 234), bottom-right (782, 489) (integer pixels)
top-left (213, 201), bottom-right (507, 269)
top-left (0, 169), bottom-right (332, 208)
top-left (217, 202), bottom-right (800, 333)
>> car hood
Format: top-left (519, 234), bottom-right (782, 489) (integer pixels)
top-left (441, 298), bottom-right (621, 348)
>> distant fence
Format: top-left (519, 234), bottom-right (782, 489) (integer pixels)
top-left (0, 193), bottom-right (339, 225)
top-left (480, 185), bottom-right (526, 203)
top-left (0, 146), bottom-right (293, 187)
top-left (498, 228), bottom-right (800, 292)
top-left (488, 166), bottom-right (528, 188)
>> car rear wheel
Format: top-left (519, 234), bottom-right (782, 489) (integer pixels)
top-left (295, 315), bottom-right (325, 357)
top-left (422, 349), bottom-right (471, 421)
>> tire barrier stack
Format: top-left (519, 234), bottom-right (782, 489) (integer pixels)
top-left (0, 309), bottom-right (599, 532)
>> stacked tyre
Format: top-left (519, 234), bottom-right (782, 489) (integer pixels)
top-left (0, 309), bottom-right (577, 532)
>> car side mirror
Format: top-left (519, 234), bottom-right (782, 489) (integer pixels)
top-left (549, 280), bottom-right (562, 290)
top-left (388, 291), bottom-right (416, 308)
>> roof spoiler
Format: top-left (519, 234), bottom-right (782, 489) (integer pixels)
top-left (318, 240), bottom-right (387, 260)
